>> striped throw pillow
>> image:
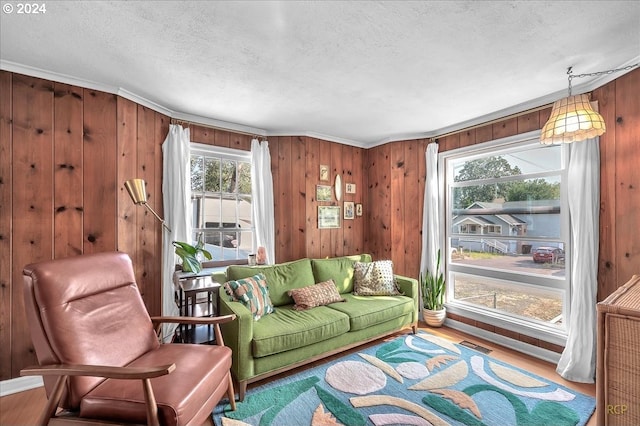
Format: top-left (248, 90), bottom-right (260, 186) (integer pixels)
top-left (223, 273), bottom-right (275, 321)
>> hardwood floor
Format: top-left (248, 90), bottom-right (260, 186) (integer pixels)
top-left (0, 324), bottom-right (596, 425)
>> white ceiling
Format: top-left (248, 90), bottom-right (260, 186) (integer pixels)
top-left (1, 1), bottom-right (639, 147)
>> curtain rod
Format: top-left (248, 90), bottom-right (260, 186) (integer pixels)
top-left (431, 102), bottom-right (554, 142)
top-left (170, 118), bottom-right (265, 140)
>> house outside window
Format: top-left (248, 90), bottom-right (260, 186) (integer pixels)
top-left (441, 132), bottom-right (569, 345)
top-left (190, 144), bottom-right (254, 261)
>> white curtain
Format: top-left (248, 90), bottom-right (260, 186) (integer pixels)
top-left (556, 137), bottom-right (600, 383)
top-left (161, 124), bottom-right (192, 341)
top-left (420, 142), bottom-right (442, 291)
top-left (251, 139), bottom-right (275, 264)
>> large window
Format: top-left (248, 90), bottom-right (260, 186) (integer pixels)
top-left (190, 144), bottom-right (253, 261)
top-left (441, 132), bottom-right (570, 343)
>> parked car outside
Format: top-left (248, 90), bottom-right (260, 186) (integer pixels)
top-left (532, 247), bottom-right (564, 264)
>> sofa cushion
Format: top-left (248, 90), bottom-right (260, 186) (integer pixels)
top-left (288, 279), bottom-right (345, 311)
top-left (223, 274), bottom-right (274, 321)
top-left (353, 260), bottom-right (401, 296)
top-left (311, 254), bottom-right (372, 293)
top-left (251, 305), bottom-right (350, 358)
top-left (227, 258), bottom-right (315, 306)
top-left (327, 293), bottom-right (414, 331)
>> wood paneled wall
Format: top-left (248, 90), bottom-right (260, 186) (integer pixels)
top-left (365, 140), bottom-right (429, 277)
top-left (595, 68), bottom-right (640, 299)
top-left (189, 131), bottom-right (366, 263)
top-left (0, 71), bottom-right (168, 380)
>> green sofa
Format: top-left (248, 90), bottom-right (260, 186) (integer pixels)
top-left (214, 254), bottom-right (418, 401)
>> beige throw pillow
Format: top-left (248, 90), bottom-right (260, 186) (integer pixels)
top-left (353, 260), bottom-right (402, 296)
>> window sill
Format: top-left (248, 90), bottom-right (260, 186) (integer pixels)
top-left (445, 303), bottom-right (567, 347)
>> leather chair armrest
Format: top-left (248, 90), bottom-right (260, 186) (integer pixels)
top-left (21, 363), bottom-right (175, 379)
top-left (21, 363), bottom-right (175, 426)
top-left (150, 314), bottom-right (236, 326)
top-left (150, 314), bottom-right (236, 346)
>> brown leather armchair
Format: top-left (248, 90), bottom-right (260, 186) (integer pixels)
top-left (21, 251), bottom-right (236, 425)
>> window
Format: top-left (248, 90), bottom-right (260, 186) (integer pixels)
top-left (441, 132), bottom-right (569, 343)
top-left (190, 144), bottom-right (253, 261)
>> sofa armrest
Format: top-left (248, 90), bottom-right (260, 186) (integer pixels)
top-left (218, 296), bottom-right (255, 382)
top-left (212, 271), bottom-right (228, 284)
top-left (395, 274), bottom-right (419, 324)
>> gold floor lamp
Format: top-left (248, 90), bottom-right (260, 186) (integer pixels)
top-left (124, 178), bottom-right (171, 232)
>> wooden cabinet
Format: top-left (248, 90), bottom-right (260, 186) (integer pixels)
top-left (596, 275), bottom-right (640, 426)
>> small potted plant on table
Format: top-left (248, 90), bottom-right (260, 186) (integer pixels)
top-left (173, 238), bottom-right (212, 274)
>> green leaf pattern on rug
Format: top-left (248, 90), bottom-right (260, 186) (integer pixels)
top-left (424, 383), bottom-right (580, 426)
top-left (423, 393), bottom-right (487, 426)
top-left (463, 384), bottom-right (579, 426)
top-left (315, 384), bottom-right (366, 426)
top-left (225, 376), bottom-right (320, 425)
top-left (375, 337), bottom-right (422, 364)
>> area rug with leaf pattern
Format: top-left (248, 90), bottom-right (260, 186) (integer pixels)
top-left (213, 331), bottom-right (595, 426)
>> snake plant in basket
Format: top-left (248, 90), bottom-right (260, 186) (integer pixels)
top-left (173, 241), bottom-right (212, 274)
top-left (420, 249), bottom-right (446, 327)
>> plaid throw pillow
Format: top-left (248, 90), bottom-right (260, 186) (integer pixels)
top-left (223, 273), bottom-right (275, 321)
top-left (353, 260), bottom-right (402, 296)
top-left (287, 279), bottom-right (345, 311)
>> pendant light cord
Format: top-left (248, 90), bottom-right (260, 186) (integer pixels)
top-left (567, 63), bottom-right (639, 95)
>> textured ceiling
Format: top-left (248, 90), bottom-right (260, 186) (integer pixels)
top-left (1, 1), bottom-right (639, 146)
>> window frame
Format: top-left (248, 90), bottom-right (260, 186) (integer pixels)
top-left (189, 143), bottom-right (254, 262)
top-left (439, 130), bottom-right (571, 346)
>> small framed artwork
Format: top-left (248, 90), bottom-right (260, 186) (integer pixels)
top-left (356, 203), bottom-right (363, 216)
top-left (344, 201), bottom-right (355, 219)
top-left (319, 164), bottom-right (329, 181)
top-left (316, 185), bottom-right (332, 202)
top-left (345, 183), bottom-right (356, 194)
top-left (318, 206), bottom-right (341, 229)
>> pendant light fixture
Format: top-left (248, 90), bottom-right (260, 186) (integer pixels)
top-left (540, 63), bottom-right (638, 145)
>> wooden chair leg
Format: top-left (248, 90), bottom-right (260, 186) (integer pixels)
top-left (38, 375), bottom-right (67, 425)
top-left (142, 378), bottom-right (160, 426)
top-left (227, 372), bottom-right (236, 411)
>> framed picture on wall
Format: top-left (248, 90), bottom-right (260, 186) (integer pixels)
top-left (316, 185), bottom-right (332, 202)
top-left (356, 203), bottom-right (363, 216)
top-left (318, 206), bottom-right (341, 229)
top-left (319, 164), bottom-right (329, 181)
top-left (345, 183), bottom-right (356, 194)
top-left (344, 202), bottom-right (355, 219)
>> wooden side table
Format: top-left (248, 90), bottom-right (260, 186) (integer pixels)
top-left (173, 271), bottom-right (221, 344)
